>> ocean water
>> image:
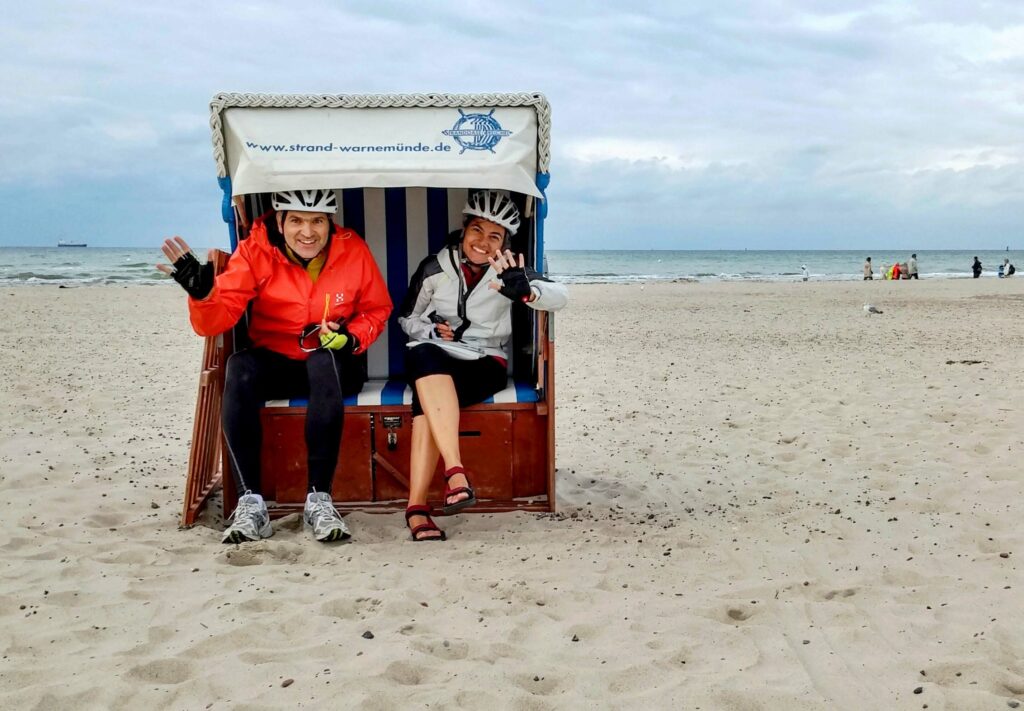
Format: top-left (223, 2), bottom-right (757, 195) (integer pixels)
top-left (546, 250), bottom-right (1020, 283)
top-left (0, 247), bottom-right (170, 286)
top-left (0, 246), bottom-right (1018, 286)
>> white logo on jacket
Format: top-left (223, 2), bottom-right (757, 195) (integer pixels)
top-left (334, 292), bottom-right (345, 305)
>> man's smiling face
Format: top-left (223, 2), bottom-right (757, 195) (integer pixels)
top-left (278, 210), bottom-right (331, 259)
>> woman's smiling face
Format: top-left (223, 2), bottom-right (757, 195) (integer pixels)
top-left (461, 217), bottom-right (506, 266)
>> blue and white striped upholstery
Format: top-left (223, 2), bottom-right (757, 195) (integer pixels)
top-left (264, 377), bottom-right (540, 409)
top-left (336, 187), bottom-right (470, 379)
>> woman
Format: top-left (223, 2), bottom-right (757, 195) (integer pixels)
top-left (397, 190), bottom-right (568, 540)
top-left (158, 189), bottom-right (392, 544)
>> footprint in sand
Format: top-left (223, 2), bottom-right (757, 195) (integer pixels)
top-left (237, 597), bottom-right (279, 614)
top-left (126, 658), bottom-right (194, 685)
top-left (320, 596), bottom-right (381, 619)
top-left (215, 542), bottom-right (306, 568)
top-left (510, 671), bottom-right (564, 696)
top-left (97, 549), bottom-right (158, 566)
top-left (606, 665), bottom-right (662, 694)
top-left (410, 638), bottom-right (470, 661)
top-left (823, 588), bottom-right (857, 601)
top-left (383, 660), bottom-right (428, 686)
top-left (726, 607), bottom-right (753, 622)
top-left (218, 548), bottom-right (263, 567)
top-left (84, 512), bottom-right (127, 529)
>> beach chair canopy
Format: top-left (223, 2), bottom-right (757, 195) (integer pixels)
top-left (209, 93), bottom-right (550, 198)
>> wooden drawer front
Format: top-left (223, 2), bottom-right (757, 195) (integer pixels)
top-left (511, 411), bottom-right (547, 498)
top-left (373, 411), bottom-right (514, 503)
top-left (259, 411), bottom-right (373, 503)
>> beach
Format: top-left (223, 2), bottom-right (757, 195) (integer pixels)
top-left (1, 278), bottom-right (1022, 710)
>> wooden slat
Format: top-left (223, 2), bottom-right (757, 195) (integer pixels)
top-left (259, 499), bottom-right (550, 519)
top-left (372, 452), bottom-right (411, 489)
top-left (179, 250), bottom-right (230, 527)
top-left (544, 314), bottom-right (556, 512)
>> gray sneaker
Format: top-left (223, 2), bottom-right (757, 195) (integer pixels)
top-left (303, 492), bottom-right (350, 542)
top-left (221, 492), bottom-right (273, 544)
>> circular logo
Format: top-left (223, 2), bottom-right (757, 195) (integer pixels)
top-left (443, 109), bottom-right (512, 154)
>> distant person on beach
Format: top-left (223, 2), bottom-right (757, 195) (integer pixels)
top-left (972, 257), bottom-right (982, 278)
top-left (908, 254), bottom-right (919, 279)
top-left (863, 257), bottom-right (873, 280)
top-left (398, 191), bottom-right (568, 541)
top-left (892, 262), bottom-right (901, 280)
top-left (801, 265), bottom-right (809, 282)
top-left (999, 258), bottom-right (1015, 277)
top-left (157, 190), bottom-right (392, 544)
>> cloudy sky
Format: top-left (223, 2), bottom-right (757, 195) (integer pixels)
top-left (2, 1), bottom-right (1022, 249)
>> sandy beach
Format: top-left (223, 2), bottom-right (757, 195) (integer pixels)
top-left (1, 278), bottom-right (1022, 710)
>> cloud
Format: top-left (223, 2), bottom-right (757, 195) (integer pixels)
top-left (0, 0), bottom-right (1022, 248)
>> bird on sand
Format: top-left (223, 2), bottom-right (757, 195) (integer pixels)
top-left (863, 304), bottom-right (884, 315)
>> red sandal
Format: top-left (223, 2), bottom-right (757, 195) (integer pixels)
top-left (405, 505), bottom-right (446, 542)
top-left (442, 466), bottom-right (478, 514)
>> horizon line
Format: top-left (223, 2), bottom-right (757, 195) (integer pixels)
top-left (0, 245), bottom-right (1016, 252)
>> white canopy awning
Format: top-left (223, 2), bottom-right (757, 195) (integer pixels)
top-left (210, 94), bottom-right (551, 198)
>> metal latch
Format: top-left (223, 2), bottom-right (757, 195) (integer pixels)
top-left (382, 415), bottom-right (402, 451)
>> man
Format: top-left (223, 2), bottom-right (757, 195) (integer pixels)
top-left (863, 257), bottom-right (873, 280)
top-left (908, 253), bottom-right (919, 279)
top-left (158, 190), bottom-right (392, 543)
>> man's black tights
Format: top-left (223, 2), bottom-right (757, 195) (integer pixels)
top-left (221, 348), bottom-right (362, 497)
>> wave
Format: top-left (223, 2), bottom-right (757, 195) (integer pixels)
top-left (0, 273), bottom-right (167, 285)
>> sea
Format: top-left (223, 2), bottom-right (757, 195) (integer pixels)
top-left (0, 247), bottom-right (1017, 286)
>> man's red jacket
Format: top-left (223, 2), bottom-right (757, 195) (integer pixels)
top-left (188, 216), bottom-right (392, 359)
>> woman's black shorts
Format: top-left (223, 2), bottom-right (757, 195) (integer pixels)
top-left (406, 343), bottom-right (507, 417)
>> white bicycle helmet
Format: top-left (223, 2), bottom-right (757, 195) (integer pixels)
top-left (271, 189), bottom-right (338, 214)
top-left (462, 190), bottom-right (521, 236)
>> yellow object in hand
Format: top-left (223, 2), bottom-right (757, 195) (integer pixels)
top-left (319, 330), bottom-right (349, 351)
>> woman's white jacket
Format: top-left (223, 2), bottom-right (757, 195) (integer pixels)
top-left (398, 246), bottom-right (568, 360)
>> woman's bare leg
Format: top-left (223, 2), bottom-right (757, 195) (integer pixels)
top-left (415, 374), bottom-right (470, 505)
top-left (407, 414), bottom-right (442, 539)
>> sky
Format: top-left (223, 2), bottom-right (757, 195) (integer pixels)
top-left (1, 1), bottom-right (1022, 250)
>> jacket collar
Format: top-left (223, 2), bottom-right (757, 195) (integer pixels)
top-left (438, 244), bottom-right (495, 281)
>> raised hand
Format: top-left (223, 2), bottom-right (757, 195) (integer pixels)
top-left (157, 237), bottom-right (213, 299)
top-left (488, 249), bottom-right (532, 302)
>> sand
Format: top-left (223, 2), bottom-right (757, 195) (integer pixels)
top-left (0, 278), bottom-right (1022, 710)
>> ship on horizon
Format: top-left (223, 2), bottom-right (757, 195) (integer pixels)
top-left (57, 240), bottom-right (87, 247)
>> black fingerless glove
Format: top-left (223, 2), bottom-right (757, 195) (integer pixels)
top-left (171, 252), bottom-right (214, 299)
top-left (496, 267), bottom-right (532, 302)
